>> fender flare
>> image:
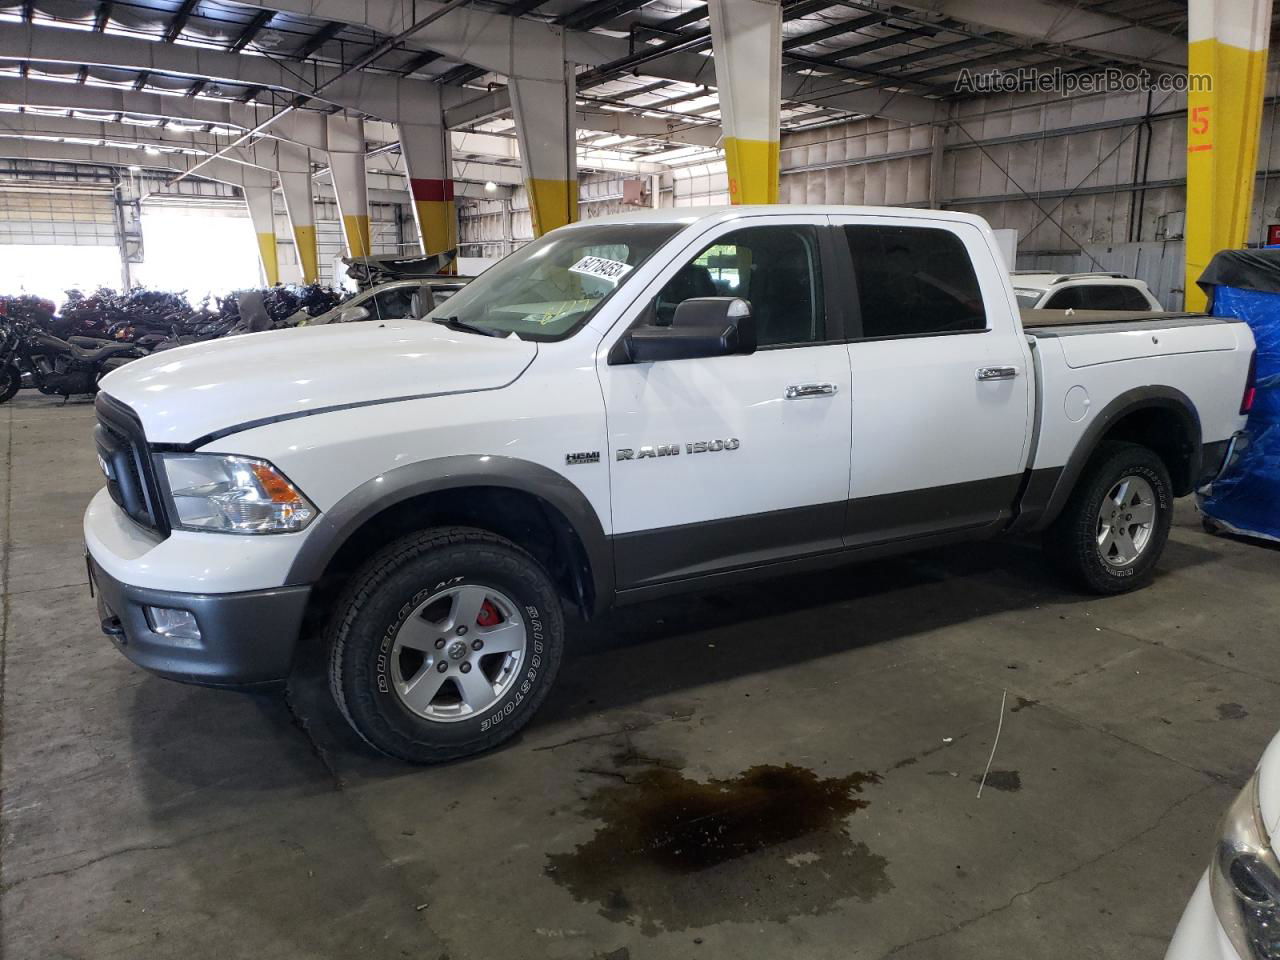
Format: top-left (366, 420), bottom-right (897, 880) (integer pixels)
top-left (1031, 385), bottom-right (1201, 531)
top-left (285, 455), bottom-right (613, 614)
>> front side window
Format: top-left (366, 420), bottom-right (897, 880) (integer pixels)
top-left (844, 225), bottom-right (986, 338)
top-left (424, 222), bottom-right (680, 341)
top-left (646, 225), bottom-right (826, 347)
top-left (368, 285), bottom-right (421, 321)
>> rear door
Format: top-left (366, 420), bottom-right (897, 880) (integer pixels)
top-left (828, 214), bottom-right (1033, 545)
top-left (598, 215), bottom-right (854, 590)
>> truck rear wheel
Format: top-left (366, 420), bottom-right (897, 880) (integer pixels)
top-left (326, 527), bottom-right (565, 763)
top-left (1045, 442), bottom-right (1173, 594)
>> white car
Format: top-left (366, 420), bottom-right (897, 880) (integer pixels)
top-left (1012, 271), bottom-right (1165, 311)
top-left (84, 205), bottom-right (1255, 763)
top-left (1167, 733), bottom-right (1280, 959)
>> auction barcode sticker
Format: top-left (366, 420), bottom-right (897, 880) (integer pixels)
top-left (569, 256), bottom-right (632, 284)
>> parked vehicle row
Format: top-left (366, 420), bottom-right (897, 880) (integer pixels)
top-left (1, 265), bottom-right (472, 402)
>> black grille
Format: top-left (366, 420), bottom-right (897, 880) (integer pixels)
top-left (95, 393), bottom-right (170, 537)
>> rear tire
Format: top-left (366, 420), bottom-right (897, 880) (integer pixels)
top-left (1045, 442), bottom-right (1173, 594)
top-left (326, 527), bottom-right (565, 763)
top-left (0, 363), bottom-right (18, 404)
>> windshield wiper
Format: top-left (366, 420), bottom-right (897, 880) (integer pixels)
top-left (431, 316), bottom-right (506, 337)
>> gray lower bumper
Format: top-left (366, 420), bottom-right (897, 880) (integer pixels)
top-left (1198, 432), bottom-right (1248, 491)
top-left (88, 555), bottom-right (310, 687)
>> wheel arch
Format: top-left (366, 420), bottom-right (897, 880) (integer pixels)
top-left (286, 456), bottom-right (613, 619)
top-left (1034, 385), bottom-right (1202, 530)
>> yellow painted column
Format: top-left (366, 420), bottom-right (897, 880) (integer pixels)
top-left (526, 177), bottom-right (578, 236)
top-left (1185, 0), bottom-right (1273, 311)
top-left (293, 224), bottom-right (319, 284)
top-left (326, 115), bottom-right (372, 259)
top-left (255, 233), bottom-right (280, 286)
top-left (510, 59), bottom-right (579, 237)
top-left (243, 183), bottom-right (280, 287)
top-left (278, 152), bottom-right (320, 284)
top-left (399, 118), bottom-right (459, 270)
top-left (410, 178), bottom-right (457, 271)
top-left (709, 0), bottom-right (782, 204)
top-left (341, 213), bottom-right (372, 258)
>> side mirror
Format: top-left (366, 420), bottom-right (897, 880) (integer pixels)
top-left (339, 305), bottom-right (370, 323)
top-left (620, 297), bottom-right (756, 363)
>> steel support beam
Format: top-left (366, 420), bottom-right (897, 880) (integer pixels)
top-left (236, 138), bottom-right (319, 283)
top-left (0, 22), bottom-right (441, 122)
top-left (0, 112), bottom-right (221, 153)
top-left (1185, 0), bottom-right (1273, 310)
top-left (889, 0), bottom-right (1186, 69)
top-left (508, 44), bottom-right (578, 236)
top-left (708, 0), bottom-right (782, 204)
top-left (399, 117), bottom-right (457, 261)
top-left (243, 181), bottom-right (280, 285)
top-left (228, 0), bottom-right (941, 124)
top-left (326, 115), bottom-right (371, 257)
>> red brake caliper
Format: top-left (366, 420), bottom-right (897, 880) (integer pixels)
top-left (476, 600), bottom-right (502, 627)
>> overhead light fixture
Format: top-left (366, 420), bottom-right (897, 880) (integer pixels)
top-left (127, 164), bottom-right (141, 172)
top-left (144, 146), bottom-right (161, 156)
top-left (484, 180), bottom-right (497, 193)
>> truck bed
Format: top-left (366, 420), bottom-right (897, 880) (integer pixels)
top-left (1020, 308), bottom-right (1207, 330)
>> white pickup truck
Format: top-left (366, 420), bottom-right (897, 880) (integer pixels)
top-left (85, 206), bottom-right (1257, 763)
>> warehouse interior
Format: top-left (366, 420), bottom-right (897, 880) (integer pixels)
top-left (3, 2), bottom-right (1280, 959)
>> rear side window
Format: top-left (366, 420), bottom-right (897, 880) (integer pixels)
top-left (844, 225), bottom-right (986, 338)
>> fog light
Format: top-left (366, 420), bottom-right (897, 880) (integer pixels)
top-left (145, 606), bottom-right (201, 642)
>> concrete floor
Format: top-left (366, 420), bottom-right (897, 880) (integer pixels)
top-left (3, 392), bottom-right (1279, 960)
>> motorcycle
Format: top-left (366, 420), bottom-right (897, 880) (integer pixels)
top-left (0, 318), bottom-right (146, 403)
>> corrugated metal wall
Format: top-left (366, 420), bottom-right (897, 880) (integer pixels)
top-left (458, 173), bottom-right (655, 257)
top-left (1017, 241), bottom-right (1187, 310)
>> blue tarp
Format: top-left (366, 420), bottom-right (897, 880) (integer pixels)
top-left (1199, 283), bottom-right (1280, 542)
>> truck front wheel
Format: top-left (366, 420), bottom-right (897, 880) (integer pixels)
top-left (1045, 442), bottom-right (1173, 594)
top-left (326, 527), bottom-right (565, 763)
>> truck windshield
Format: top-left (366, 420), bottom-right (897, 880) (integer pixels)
top-left (424, 222), bottom-right (681, 341)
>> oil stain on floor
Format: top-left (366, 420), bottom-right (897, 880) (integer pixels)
top-left (546, 763), bottom-right (891, 933)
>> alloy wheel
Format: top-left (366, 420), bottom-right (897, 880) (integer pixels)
top-left (1096, 475), bottom-right (1157, 567)
top-left (389, 583), bottom-right (527, 722)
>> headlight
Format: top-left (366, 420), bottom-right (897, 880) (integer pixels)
top-left (158, 454), bottom-right (317, 534)
top-left (1211, 772), bottom-right (1280, 959)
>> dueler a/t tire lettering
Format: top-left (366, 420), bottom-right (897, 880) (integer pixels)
top-left (1045, 442), bottom-right (1173, 595)
top-left (326, 526), bottom-right (565, 763)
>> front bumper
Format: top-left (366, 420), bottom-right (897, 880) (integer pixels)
top-left (1166, 872), bottom-right (1245, 960)
top-left (88, 555), bottom-right (310, 687)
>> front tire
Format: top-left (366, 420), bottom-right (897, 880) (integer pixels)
top-left (1045, 442), bottom-right (1173, 594)
top-left (327, 527), bottom-right (565, 763)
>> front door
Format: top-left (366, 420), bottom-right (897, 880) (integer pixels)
top-left (598, 217), bottom-right (854, 591)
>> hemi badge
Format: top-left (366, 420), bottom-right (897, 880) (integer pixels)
top-left (565, 451), bottom-right (600, 466)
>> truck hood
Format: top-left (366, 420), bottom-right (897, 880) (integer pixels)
top-left (99, 319), bottom-right (537, 445)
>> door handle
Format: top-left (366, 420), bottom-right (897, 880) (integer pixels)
top-left (785, 383), bottom-right (838, 399)
top-left (976, 366), bottom-right (1020, 381)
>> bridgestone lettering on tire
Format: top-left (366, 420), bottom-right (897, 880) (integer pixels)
top-left (1046, 442), bottom-right (1173, 595)
top-left (326, 526), bottom-right (565, 763)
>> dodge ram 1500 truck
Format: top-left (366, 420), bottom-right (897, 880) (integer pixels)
top-left (85, 206), bottom-right (1257, 763)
